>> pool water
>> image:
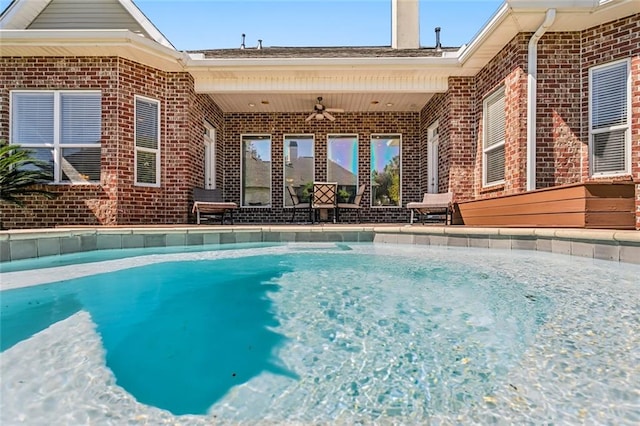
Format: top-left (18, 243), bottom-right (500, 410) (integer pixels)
top-left (1, 243), bottom-right (639, 424)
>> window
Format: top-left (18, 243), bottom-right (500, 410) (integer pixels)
top-left (483, 88), bottom-right (505, 186)
top-left (135, 96), bottom-right (160, 186)
top-left (371, 134), bottom-right (401, 207)
top-left (589, 59), bottom-right (630, 176)
top-left (327, 134), bottom-right (358, 203)
top-left (241, 134), bottom-right (271, 207)
top-left (10, 90), bottom-right (101, 184)
top-left (284, 135), bottom-right (314, 206)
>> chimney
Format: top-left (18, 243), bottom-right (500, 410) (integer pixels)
top-left (391, 0), bottom-right (419, 49)
top-left (240, 33), bottom-right (246, 49)
top-left (257, 39), bottom-right (263, 49)
top-left (435, 27), bottom-right (442, 52)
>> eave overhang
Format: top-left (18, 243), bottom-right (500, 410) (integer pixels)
top-left (0, 29), bottom-right (184, 71)
top-left (183, 56), bottom-right (461, 94)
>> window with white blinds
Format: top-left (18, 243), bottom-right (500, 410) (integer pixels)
top-left (589, 59), bottom-right (630, 175)
top-left (135, 96), bottom-right (160, 186)
top-left (483, 87), bottom-right (506, 186)
top-left (10, 90), bottom-right (101, 184)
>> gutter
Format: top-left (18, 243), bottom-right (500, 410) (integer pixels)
top-left (526, 9), bottom-right (556, 191)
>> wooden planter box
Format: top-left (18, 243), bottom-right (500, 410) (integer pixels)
top-left (456, 182), bottom-right (636, 229)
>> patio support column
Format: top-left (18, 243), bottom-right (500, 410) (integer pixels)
top-left (526, 8), bottom-right (556, 191)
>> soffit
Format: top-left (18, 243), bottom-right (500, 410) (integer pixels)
top-left (0, 30), bottom-right (184, 71)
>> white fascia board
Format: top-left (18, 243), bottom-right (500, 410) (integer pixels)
top-left (0, 0), bottom-right (50, 29)
top-left (0, 29), bottom-right (186, 68)
top-left (458, 2), bottom-right (511, 64)
top-left (507, 0), bottom-right (600, 10)
top-left (118, 0), bottom-right (176, 50)
top-left (184, 56), bottom-right (461, 72)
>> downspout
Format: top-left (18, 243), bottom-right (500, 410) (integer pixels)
top-left (526, 9), bottom-right (556, 191)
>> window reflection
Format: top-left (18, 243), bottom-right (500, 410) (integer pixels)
top-left (284, 135), bottom-right (314, 206)
top-left (242, 135), bottom-right (271, 206)
top-left (327, 134), bottom-right (358, 203)
top-left (371, 134), bottom-right (401, 207)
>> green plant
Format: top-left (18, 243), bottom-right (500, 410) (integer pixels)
top-left (0, 143), bottom-right (58, 207)
top-left (301, 181), bottom-right (313, 202)
top-left (338, 188), bottom-right (350, 203)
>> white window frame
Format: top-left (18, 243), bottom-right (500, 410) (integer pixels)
top-left (327, 133), bottom-right (359, 202)
top-left (482, 87), bottom-right (506, 187)
top-left (588, 58), bottom-right (631, 177)
top-left (134, 95), bottom-right (161, 187)
top-left (240, 134), bottom-right (272, 208)
top-left (9, 89), bottom-right (102, 185)
top-left (370, 133), bottom-right (402, 208)
top-left (283, 134), bottom-right (315, 208)
top-left (204, 121), bottom-right (216, 189)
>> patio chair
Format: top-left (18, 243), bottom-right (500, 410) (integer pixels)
top-left (311, 182), bottom-right (338, 223)
top-left (192, 187), bottom-right (238, 225)
top-left (406, 192), bottom-right (453, 225)
top-left (337, 184), bottom-right (366, 223)
top-left (286, 184), bottom-right (312, 223)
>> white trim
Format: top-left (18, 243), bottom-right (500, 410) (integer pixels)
top-left (427, 121), bottom-right (440, 194)
top-left (327, 134), bottom-right (359, 204)
top-left (370, 133), bottom-right (402, 208)
top-left (240, 134), bottom-right (272, 208)
top-left (9, 89), bottom-right (102, 185)
top-left (203, 122), bottom-right (216, 189)
top-left (283, 134), bottom-right (315, 209)
top-left (134, 95), bottom-right (161, 188)
top-left (117, 0), bottom-right (175, 49)
top-left (588, 58), bottom-right (631, 177)
top-left (482, 87), bottom-right (506, 188)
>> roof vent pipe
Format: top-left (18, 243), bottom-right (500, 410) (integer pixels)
top-left (257, 39), bottom-right (263, 49)
top-left (435, 27), bottom-right (442, 52)
top-left (240, 33), bottom-right (245, 49)
top-left (526, 9), bottom-right (556, 191)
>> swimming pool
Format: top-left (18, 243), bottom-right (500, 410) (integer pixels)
top-left (1, 242), bottom-right (639, 424)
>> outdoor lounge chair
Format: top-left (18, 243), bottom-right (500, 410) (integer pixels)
top-left (337, 184), bottom-right (366, 223)
top-left (192, 187), bottom-right (237, 225)
top-left (406, 192), bottom-right (453, 225)
top-left (286, 184), bottom-right (312, 223)
top-left (311, 182), bottom-right (338, 223)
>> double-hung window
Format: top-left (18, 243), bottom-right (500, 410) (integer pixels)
top-left (135, 96), bottom-right (161, 186)
top-left (589, 59), bottom-right (630, 176)
top-left (483, 87), bottom-right (506, 187)
top-left (10, 90), bottom-right (102, 184)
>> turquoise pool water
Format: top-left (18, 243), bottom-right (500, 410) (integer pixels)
top-left (1, 243), bottom-right (639, 424)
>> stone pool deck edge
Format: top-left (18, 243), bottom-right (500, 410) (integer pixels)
top-left (0, 225), bottom-right (638, 264)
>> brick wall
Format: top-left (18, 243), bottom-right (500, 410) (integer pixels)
top-left (0, 57), bottom-right (222, 228)
top-left (223, 111), bottom-right (420, 223)
top-left (1, 13), bottom-right (637, 229)
top-left (0, 57), bottom-right (120, 228)
top-left (580, 14), bottom-right (640, 228)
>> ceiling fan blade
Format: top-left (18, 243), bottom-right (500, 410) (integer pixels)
top-left (323, 111), bottom-right (336, 121)
top-left (305, 112), bottom-right (316, 121)
top-left (325, 108), bottom-right (344, 113)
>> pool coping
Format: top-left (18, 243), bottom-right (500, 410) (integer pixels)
top-left (0, 225), bottom-right (639, 264)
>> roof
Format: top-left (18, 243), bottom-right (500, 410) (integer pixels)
top-left (189, 46), bottom-right (460, 59)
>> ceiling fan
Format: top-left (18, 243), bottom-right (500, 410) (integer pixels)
top-left (305, 97), bottom-right (344, 122)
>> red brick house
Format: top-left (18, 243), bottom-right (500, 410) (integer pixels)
top-left (1, 0), bottom-right (638, 229)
